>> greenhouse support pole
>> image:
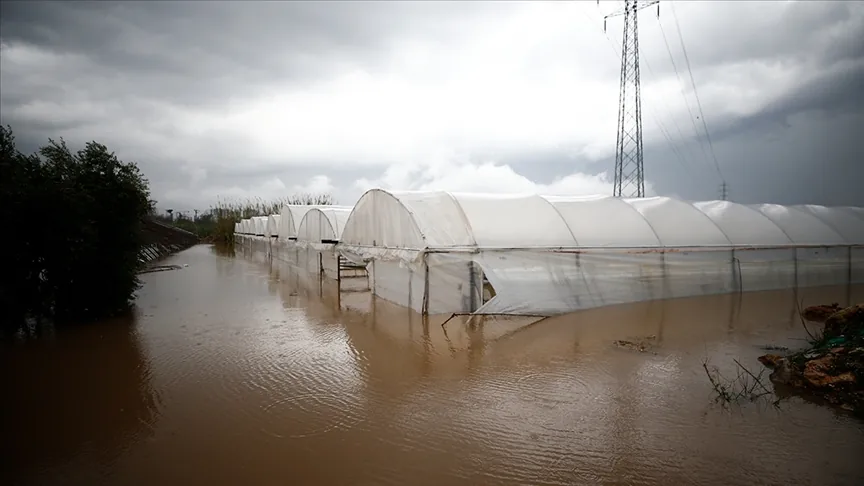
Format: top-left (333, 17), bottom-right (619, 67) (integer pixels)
top-left (318, 258), bottom-right (324, 298)
top-left (730, 249), bottom-right (742, 294)
top-left (574, 252), bottom-right (585, 309)
top-left (408, 266), bottom-right (414, 313)
top-left (847, 246), bottom-right (853, 306)
top-left (422, 259), bottom-right (430, 316)
top-left (660, 250), bottom-right (670, 300)
top-left (793, 249), bottom-right (799, 293)
top-left (468, 261), bottom-right (477, 312)
top-left (730, 249), bottom-right (736, 292)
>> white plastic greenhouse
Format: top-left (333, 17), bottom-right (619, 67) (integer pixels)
top-left (278, 204), bottom-right (353, 240)
top-left (338, 190), bottom-right (864, 316)
top-left (292, 207), bottom-right (355, 278)
top-left (251, 216), bottom-right (268, 237)
top-left (297, 207), bottom-right (353, 245)
top-left (266, 214), bottom-right (281, 238)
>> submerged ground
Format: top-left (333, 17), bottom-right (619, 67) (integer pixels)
top-left (2, 244), bottom-right (863, 486)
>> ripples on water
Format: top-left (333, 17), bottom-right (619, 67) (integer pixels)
top-left (2, 244), bottom-right (863, 486)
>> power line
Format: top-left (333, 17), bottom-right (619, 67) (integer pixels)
top-left (634, 25), bottom-right (702, 183)
top-left (670, 3), bottom-right (725, 184)
top-left (657, 18), bottom-right (712, 171)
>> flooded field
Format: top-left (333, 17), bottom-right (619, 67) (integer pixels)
top-left (3, 244), bottom-right (864, 486)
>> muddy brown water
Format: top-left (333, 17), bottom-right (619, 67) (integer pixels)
top-left (2, 244), bottom-right (863, 486)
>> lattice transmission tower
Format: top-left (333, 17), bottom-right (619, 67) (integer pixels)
top-left (602, 0), bottom-right (659, 198)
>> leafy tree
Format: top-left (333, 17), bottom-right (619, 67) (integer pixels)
top-left (0, 125), bottom-right (152, 329)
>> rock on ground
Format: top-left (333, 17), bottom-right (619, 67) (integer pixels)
top-left (759, 302), bottom-right (864, 415)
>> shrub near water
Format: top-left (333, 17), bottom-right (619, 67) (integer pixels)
top-left (0, 125), bottom-right (152, 328)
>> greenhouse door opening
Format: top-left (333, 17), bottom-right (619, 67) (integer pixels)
top-left (466, 261), bottom-right (495, 314)
top-left (336, 254), bottom-right (370, 293)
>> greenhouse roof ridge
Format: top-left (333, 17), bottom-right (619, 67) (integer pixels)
top-left (339, 189), bottom-right (864, 251)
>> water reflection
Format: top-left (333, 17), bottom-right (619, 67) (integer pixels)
top-left (4, 244), bottom-right (864, 486)
top-left (1, 315), bottom-right (157, 486)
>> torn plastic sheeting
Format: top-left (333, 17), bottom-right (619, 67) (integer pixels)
top-left (338, 245), bottom-right (428, 271)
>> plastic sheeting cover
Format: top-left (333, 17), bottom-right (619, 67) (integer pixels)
top-left (340, 190), bottom-right (864, 252)
top-left (365, 246), bottom-right (863, 316)
top-left (297, 207), bottom-right (353, 243)
top-left (278, 204), bottom-right (352, 239)
top-left (252, 216), bottom-right (267, 236)
top-left (266, 214), bottom-right (281, 238)
top-left (544, 195), bottom-right (660, 247)
top-left (793, 205), bottom-right (864, 244)
top-left (749, 204), bottom-right (846, 245)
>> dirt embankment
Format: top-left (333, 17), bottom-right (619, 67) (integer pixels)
top-left (759, 303), bottom-right (864, 414)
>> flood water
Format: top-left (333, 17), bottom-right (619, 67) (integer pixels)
top-left (3, 244), bottom-right (864, 486)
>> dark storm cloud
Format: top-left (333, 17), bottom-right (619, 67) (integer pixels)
top-left (0, 1), bottom-right (513, 107)
top-left (0, 0), bottom-right (522, 209)
top-left (502, 49), bottom-right (864, 207)
top-left (639, 1), bottom-right (862, 76)
top-left (1, 1), bottom-right (863, 210)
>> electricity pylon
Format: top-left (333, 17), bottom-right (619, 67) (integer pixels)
top-left (603, 0), bottom-right (659, 198)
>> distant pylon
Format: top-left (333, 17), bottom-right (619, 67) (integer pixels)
top-left (603, 1), bottom-right (659, 198)
top-left (720, 181), bottom-right (729, 201)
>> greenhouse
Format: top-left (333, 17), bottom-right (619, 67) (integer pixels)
top-left (251, 216), bottom-right (268, 237)
top-left (338, 190), bottom-right (864, 316)
top-left (278, 204), bottom-right (352, 240)
top-left (236, 219), bottom-right (251, 236)
top-left (295, 207), bottom-right (354, 278)
top-left (297, 207), bottom-right (353, 245)
top-left (266, 214), bottom-right (281, 238)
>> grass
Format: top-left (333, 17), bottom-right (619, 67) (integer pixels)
top-left (702, 357), bottom-right (777, 408)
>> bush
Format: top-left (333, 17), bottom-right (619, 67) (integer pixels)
top-left (0, 125), bottom-right (152, 328)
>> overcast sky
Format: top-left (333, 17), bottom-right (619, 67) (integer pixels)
top-left (1, 1), bottom-right (861, 213)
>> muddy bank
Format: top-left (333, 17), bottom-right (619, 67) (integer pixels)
top-left (760, 303), bottom-right (864, 415)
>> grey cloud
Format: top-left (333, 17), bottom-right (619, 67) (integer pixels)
top-left (640, 1), bottom-right (862, 74)
top-left (0, 1), bottom-right (516, 107)
top-left (1, 1), bottom-right (863, 211)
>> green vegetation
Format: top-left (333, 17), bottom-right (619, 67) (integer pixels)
top-left (211, 194), bottom-right (334, 244)
top-left (0, 125), bottom-right (152, 330)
